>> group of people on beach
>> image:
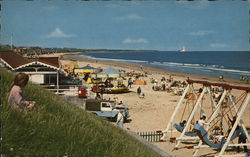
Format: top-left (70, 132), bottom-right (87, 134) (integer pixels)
top-left (151, 76), bottom-right (187, 96)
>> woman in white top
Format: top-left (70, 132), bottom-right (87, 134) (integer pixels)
top-left (198, 115), bottom-right (209, 127)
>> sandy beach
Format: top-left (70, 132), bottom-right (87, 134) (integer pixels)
top-left (43, 52), bottom-right (250, 157)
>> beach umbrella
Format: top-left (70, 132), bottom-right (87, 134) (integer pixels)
top-left (97, 67), bottom-right (122, 78)
top-left (74, 65), bottom-right (97, 74)
top-left (79, 65), bottom-right (96, 73)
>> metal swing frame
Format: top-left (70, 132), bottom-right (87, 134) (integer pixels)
top-left (180, 80), bottom-right (250, 157)
top-left (193, 88), bottom-right (250, 157)
top-left (161, 80), bottom-right (219, 147)
top-left (162, 79), bottom-right (250, 157)
top-left (175, 83), bottom-right (226, 148)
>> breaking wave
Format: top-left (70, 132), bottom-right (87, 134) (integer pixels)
top-left (150, 61), bottom-right (250, 76)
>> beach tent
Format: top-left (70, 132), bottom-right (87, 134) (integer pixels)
top-left (96, 67), bottom-right (122, 78)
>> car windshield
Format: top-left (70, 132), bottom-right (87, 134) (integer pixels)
top-left (102, 103), bottom-right (110, 108)
top-left (115, 106), bottom-right (125, 110)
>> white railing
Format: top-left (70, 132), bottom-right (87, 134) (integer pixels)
top-left (41, 85), bottom-right (81, 96)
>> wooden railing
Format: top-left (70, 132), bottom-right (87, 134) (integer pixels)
top-left (137, 131), bottom-right (163, 142)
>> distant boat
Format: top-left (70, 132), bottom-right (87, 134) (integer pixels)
top-left (178, 46), bottom-right (187, 52)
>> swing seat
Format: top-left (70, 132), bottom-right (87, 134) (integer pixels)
top-left (193, 124), bottom-right (244, 149)
top-left (173, 123), bottom-right (197, 137)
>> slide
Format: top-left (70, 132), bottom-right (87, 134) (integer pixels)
top-left (173, 123), bottom-right (197, 137)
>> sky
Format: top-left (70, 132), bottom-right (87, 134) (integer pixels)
top-left (0, 1), bottom-right (249, 51)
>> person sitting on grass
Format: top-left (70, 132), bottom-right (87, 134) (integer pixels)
top-left (8, 73), bottom-right (35, 111)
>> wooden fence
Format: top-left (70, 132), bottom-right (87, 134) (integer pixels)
top-left (137, 131), bottom-right (163, 142)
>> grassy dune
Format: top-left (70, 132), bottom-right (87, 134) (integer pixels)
top-left (0, 68), bottom-right (160, 157)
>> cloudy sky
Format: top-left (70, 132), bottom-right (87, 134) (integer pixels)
top-left (0, 1), bottom-right (249, 51)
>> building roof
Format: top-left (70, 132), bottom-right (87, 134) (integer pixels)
top-left (0, 51), bottom-right (60, 70)
top-left (31, 57), bottom-right (60, 68)
top-left (0, 51), bottom-right (30, 69)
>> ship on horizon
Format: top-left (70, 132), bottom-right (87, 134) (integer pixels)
top-left (178, 46), bottom-right (187, 52)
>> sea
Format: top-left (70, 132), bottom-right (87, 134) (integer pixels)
top-left (80, 51), bottom-right (250, 80)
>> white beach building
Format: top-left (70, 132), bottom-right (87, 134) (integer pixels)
top-left (0, 51), bottom-right (60, 87)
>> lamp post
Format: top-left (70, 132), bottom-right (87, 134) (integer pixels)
top-left (11, 33), bottom-right (13, 50)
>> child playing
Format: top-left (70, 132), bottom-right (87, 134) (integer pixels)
top-left (8, 73), bottom-right (35, 111)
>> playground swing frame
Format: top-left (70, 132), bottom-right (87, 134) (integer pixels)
top-left (193, 88), bottom-right (250, 157)
top-left (179, 80), bottom-right (250, 157)
top-left (161, 81), bottom-right (220, 147)
top-left (162, 79), bottom-right (250, 157)
top-left (175, 85), bottom-right (226, 148)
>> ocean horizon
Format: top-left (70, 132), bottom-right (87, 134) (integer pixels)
top-left (80, 51), bottom-right (250, 80)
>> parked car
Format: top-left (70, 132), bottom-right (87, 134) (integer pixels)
top-left (85, 99), bottom-right (129, 122)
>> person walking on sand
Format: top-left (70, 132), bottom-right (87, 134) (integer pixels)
top-left (116, 110), bottom-right (124, 128)
top-left (8, 73), bottom-right (35, 111)
top-left (140, 65), bottom-right (143, 71)
top-left (137, 86), bottom-right (141, 95)
top-left (128, 77), bottom-right (133, 88)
